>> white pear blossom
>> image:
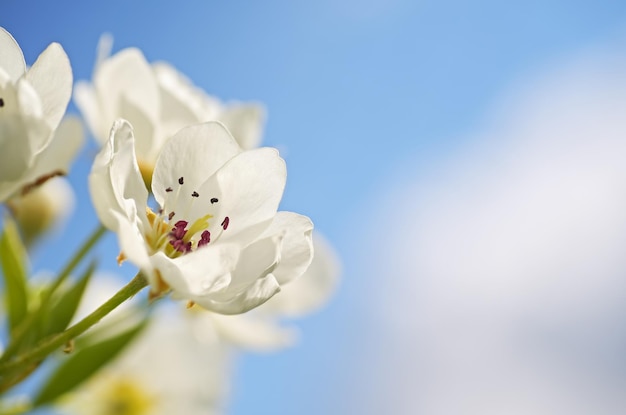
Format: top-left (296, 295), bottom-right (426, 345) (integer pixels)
top-left (75, 43), bottom-right (263, 184)
top-left (0, 27), bottom-right (77, 201)
top-left (89, 119), bottom-right (313, 314)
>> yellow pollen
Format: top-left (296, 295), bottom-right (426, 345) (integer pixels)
top-left (117, 252), bottom-right (126, 266)
top-left (101, 378), bottom-right (155, 415)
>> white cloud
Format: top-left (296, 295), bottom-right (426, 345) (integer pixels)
top-left (355, 43), bottom-right (626, 414)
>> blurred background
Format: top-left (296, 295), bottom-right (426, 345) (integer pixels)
top-left (4, 0), bottom-right (626, 413)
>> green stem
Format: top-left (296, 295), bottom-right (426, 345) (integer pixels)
top-left (0, 273), bottom-right (148, 388)
top-left (0, 225), bottom-right (107, 364)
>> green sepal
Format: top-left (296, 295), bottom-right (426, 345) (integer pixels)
top-left (0, 216), bottom-right (29, 334)
top-left (32, 318), bottom-right (148, 406)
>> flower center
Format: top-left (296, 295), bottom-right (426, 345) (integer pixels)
top-left (98, 377), bottom-right (155, 415)
top-left (144, 175), bottom-right (230, 258)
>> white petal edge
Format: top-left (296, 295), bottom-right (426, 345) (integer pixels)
top-left (89, 119), bottom-right (148, 232)
top-left (260, 211), bottom-right (314, 285)
top-left (0, 27), bottom-right (25, 82)
top-left (24, 42), bottom-right (72, 130)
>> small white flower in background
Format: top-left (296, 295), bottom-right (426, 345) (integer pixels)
top-left (7, 176), bottom-right (75, 245)
top-left (74, 41), bottom-right (263, 185)
top-left (63, 279), bottom-right (229, 415)
top-left (0, 27), bottom-right (79, 201)
top-left (201, 233), bottom-right (340, 351)
top-left (90, 119), bottom-right (313, 314)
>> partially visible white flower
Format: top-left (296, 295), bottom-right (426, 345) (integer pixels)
top-left (204, 233), bottom-right (340, 351)
top-left (0, 27), bottom-right (77, 201)
top-left (89, 119), bottom-right (313, 315)
top-left (62, 281), bottom-right (229, 415)
top-left (7, 176), bottom-right (75, 244)
top-left (75, 43), bottom-right (263, 184)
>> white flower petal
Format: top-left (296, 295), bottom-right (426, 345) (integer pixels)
top-left (152, 61), bottom-right (221, 124)
top-left (230, 234), bottom-right (282, 288)
top-left (0, 115), bottom-right (35, 182)
top-left (119, 95), bottom-right (157, 163)
top-left (0, 80), bottom-right (49, 186)
top-left (260, 212), bottom-right (314, 285)
top-left (24, 42), bottom-right (72, 130)
top-left (194, 273), bottom-right (281, 315)
top-left (16, 77), bottom-right (44, 121)
top-left (113, 209), bottom-right (153, 275)
top-left (152, 121), bottom-right (240, 207)
top-left (150, 243), bottom-right (239, 297)
top-left (94, 48), bottom-right (159, 138)
top-left (73, 81), bottom-right (104, 144)
top-left (22, 115), bottom-right (84, 185)
top-left (219, 103), bottom-right (265, 150)
top-left (0, 27), bottom-right (25, 82)
top-left (210, 147), bottom-right (286, 244)
top-left (89, 119), bottom-right (148, 231)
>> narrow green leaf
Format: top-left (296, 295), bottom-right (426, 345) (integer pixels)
top-left (38, 261), bottom-right (96, 339)
top-left (33, 319), bottom-right (148, 406)
top-left (0, 217), bottom-right (29, 333)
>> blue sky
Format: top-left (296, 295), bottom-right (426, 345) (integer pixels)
top-left (4, 1), bottom-right (626, 413)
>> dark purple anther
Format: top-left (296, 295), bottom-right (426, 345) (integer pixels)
top-left (0, 98), bottom-right (4, 107)
top-left (198, 230), bottom-right (211, 247)
top-left (178, 177), bottom-right (184, 185)
top-left (168, 212), bottom-right (175, 220)
top-left (165, 187), bottom-right (173, 192)
top-left (170, 239), bottom-right (192, 253)
top-left (192, 191), bottom-right (199, 197)
top-left (221, 217), bottom-right (230, 230)
top-left (170, 220), bottom-right (188, 239)
top-left (210, 198), bottom-right (218, 204)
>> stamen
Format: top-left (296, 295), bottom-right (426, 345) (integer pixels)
top-left (170, 239), bottom-right (192, 253)
top-left (0, 98), bottom-right (4, 107)
top-left (170, 221), bottom-right (188, 239)
top-left (191, 191), bottom-right (199, 197)
top-left (198, 230), bottom-right (211, 247)
top-left (168, 211), bottom-right (175, 220)
top-left (210, 198), bottom-right (218, 204)
top-left (165, 187), bottom-right (173, 192)
top-left (178, 177), bottom-right (184, 185)
top-left (221, 217), bottom-right (230, 230)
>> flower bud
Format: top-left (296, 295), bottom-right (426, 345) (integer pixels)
top-left (8, 177), bottom-right (75, 245)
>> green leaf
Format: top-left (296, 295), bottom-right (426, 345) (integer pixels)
top-left (33, 319), bottom-right (148, 406)
top-left (38, 261), bottom-right (96, 339)
top-left (0, 217), bottom-right (29, 334)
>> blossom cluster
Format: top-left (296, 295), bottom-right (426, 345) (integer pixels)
top-left (0, 27), bottom-right (338, 414)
